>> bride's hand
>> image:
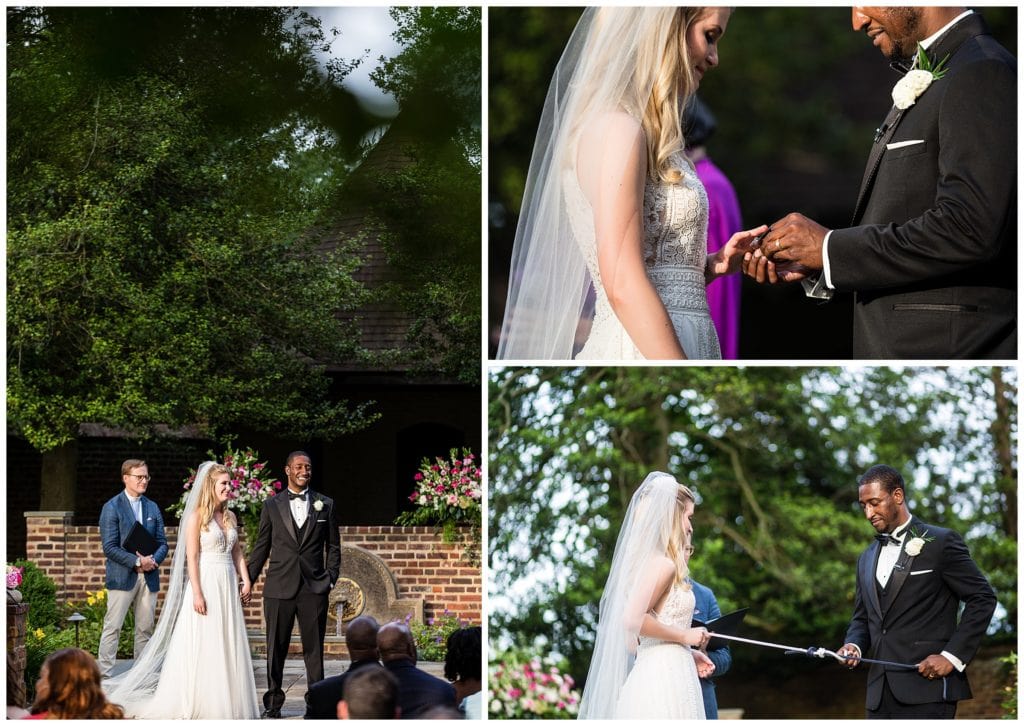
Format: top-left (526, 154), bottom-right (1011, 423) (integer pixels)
top-left (708, 224), bottom-right (770, 280)
top-left (693, 648), bottom-right (716, 679)
top-left (193, 593), bottom-right (207, 615)
top-left (240, 582), bottom-right (252, 603)
top-left (683, 626), bottom-right (710, 648)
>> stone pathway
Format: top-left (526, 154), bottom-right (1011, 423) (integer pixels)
top-left (111, 658), bottom-right (447, 719)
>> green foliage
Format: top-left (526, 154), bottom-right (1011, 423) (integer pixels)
top-left (13, 560), bottom-right (60, 631)
top-left (410, 609), bottom-right (468, 663)
top-left (489, 367), bottom-right (1017, 692)
top-left (1001, 651), bottom-right (1017, 719)
top-left (7, 7), bottom-right (381, 452)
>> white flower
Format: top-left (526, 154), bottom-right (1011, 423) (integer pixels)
top-left (891, 69), bottom-right (934, 110)
top-left (313, 499), bottom-right (323, 512)
top-left (905, 537), bottom-right (926, 556)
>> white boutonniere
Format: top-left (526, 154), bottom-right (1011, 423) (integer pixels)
top-left (892, 44), bottom-right (950, 110)
top-left (904, 527), bottom-right (934, 557)
top-left (313, 499), bottom-right (324, 512)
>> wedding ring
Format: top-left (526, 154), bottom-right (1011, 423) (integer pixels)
top-left (776, 240), bottom-right (781, 250)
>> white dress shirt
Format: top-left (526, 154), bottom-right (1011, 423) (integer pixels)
top-left (289, 489), bottom-right (309, 528)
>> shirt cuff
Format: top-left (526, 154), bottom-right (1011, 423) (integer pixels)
top-left (822, 229), bottom-right (835, 290)
top-left (941, 651), bottom-right (966, 672)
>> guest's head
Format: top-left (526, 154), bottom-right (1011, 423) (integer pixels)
top-left (284, 451), bottom-right (312, 492)
top-left (337, 665), bottom-right (399, 719)
top-left (420, 704), bottom-right (465, 719)
top-left (346, 615), bottom-right (380, 662)
top-left (858, 464), bottom-right (910, 534)
top-left (121, 459), bottom-right (150, 497)
top-left (31, 648), bottom-right (124, 719)
top-left (196, 463), bottom-right (234, 531)
top-left (683, 96), bottom-right (716, 150)
top-left (444, 626), bottom-right (482, 703)
top-left (377, 621), bottom-right (417, 664)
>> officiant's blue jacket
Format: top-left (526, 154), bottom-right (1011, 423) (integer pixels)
top-left (100, 491), bottom-right (169, 593)
top-left (692, 578), bottom-right (731, 719)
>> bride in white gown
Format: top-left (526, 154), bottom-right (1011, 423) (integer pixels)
top-left (579, 472), bottom-right (714, 719)
top-left (105, 461), bottom-right (260, 719)
top-left (497, 7), bottom-right (765, 361)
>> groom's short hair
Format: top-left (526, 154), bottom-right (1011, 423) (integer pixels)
top-left (859, 465), bottom-right (905, 495)
top-left (285, 450), bottom-right (311, 467)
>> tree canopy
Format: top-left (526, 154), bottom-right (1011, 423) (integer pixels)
top-left (489, 367), bottom-right (1017, 686)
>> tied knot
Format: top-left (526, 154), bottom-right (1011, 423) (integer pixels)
top-left (288, 489), bottom-right (307, 501)
top-left (875, 532), bottom-right (902, 547)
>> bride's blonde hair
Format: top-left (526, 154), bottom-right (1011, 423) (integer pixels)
top-left (195, 463), bottom-right (237, 532)
top-left (667, 484), bottom-right (696, 588)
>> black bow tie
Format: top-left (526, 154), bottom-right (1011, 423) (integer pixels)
top-left (288, 489), bottom-right (307, 501)
top-left (875, 532), bottom-right (902, 547)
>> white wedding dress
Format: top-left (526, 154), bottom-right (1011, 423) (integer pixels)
top-left (616, 584), bottom-right (706, 719)
top-left (569, 153), bottom-right (722, 360)
top-left (124, 522), bottom-right (260, 719)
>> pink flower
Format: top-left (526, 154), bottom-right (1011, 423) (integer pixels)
top-left (508, 688), bottom-right (522, 699)
top-left (414, 472), bottom-right (423, 481)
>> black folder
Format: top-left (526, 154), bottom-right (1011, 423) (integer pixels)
top-left (122, 521), bottom-right (159, 557)
top-left (693, 607), bottom-right (748, 651)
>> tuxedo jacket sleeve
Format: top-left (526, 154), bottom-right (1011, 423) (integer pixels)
top-left (830, 18), bottom-right (1016, 293)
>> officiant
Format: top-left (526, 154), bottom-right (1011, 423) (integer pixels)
top-left (98, 459), bottom-right (169, 678)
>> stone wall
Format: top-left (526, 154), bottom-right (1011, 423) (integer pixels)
top-left (7, 600), bottom-right (30, 708)
top-left (24, 513), bottom-right (481, 652)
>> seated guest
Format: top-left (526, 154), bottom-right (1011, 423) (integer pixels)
top-left (378, 621), bottom-right (457, 719)
top-left (444, 627), bottom-right (482, 719)
top-left (337, 665), bottom-right (399, 719)
top-left (305, 615), bottom-right (380, 719)
top-left (28, 648), bottom-right (124, 719)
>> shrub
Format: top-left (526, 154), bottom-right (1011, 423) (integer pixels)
top-left (12, 559), bottom-right (60, 630)
top-left (409, 609), bottom-right (467, 662)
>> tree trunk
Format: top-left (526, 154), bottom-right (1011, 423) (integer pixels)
top-left (39, 440), bottom-right (78, 512)
top-left (990, 367), bottom-right (1016, 539)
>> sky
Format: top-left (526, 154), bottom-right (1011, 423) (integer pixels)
top-left (303, 6), bottom-right (400, 118)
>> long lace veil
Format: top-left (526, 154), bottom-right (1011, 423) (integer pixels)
top-left (496, 8), bottom-right (680, 359)
top-left (104, 460), bottom-right (215, 711)
top-left (578, 472), bottom-right (684, 719)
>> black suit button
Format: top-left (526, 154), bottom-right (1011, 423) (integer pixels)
top-left (882, 629), bottom-right (887, 635)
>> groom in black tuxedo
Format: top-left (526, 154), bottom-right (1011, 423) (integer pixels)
top-left (746, 7), bottom-right (1016, 359)
top-left (838, 465), bottom-right (996, 718)
top-left (248, 451), bottom-right (341, 718)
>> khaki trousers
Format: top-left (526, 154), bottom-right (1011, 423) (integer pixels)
top-left (98, 573), bottom-right (156, 677)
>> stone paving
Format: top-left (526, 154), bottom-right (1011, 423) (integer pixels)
top-left (111, 657), bottom-right (448, 719)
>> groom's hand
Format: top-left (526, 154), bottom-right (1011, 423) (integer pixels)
top-left (742, 248), bottom-right (812, 284)
top-left (761, 213), bottom-right (828, 271)
top-left (837, 643), bottom-right (861, 668)
top-left (917, 654), bottom-right (954, 680)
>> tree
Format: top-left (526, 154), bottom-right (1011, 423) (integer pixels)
top-left (489, 367), bottom-right (1016, 687)
top-left (7, 7), bottom-right (383, 504)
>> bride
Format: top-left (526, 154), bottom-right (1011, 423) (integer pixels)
top-left (579, 472), bottom-right (713, 719)
top-left (105, 461), bottom-right (260, 718)
top-left (497, 7), bottom-right (765, 360)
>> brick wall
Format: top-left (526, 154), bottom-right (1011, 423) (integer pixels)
top-left (7, 601), bottom-right (30, 708)
top-left (24, 514), bottom-right (480, 635)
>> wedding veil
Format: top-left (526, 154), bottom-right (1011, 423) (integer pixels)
top-left (104, 461), bottom-right (215, 712)
top-left (496, 8), bottom-right (684, 359)
top-left (578, 472), bottom-right (689, 719)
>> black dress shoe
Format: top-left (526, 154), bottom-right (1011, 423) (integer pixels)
top-left (261, 707), bottom-right (282, 719)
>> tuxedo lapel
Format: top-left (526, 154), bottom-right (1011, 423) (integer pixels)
top-left (276, 494), bottom-right (298, 543)
top-left (863, 542), bottom-right (884, 622)
top-left (851, 105), bottom-right (905, 225)
top-left (299, 492), bottom-right (321, 548)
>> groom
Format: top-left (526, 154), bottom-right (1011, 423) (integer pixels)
top-left (745, 7), bottom-right (1015, 358)
top-left (247, 451), bottom-right (341, 718)
top-left (838, 465), bottom-right (995, 718)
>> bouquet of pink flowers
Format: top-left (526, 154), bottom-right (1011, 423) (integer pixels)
top-left (6, 565), bottom-right (23, 590)
top-left (490, 651), bottom-right (581, 719)
top-left (395, 448), bottom-right (482, 546)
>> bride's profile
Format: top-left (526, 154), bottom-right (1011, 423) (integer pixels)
top-left (578, 472), bottom-right (712, 719)
top-left (105, 461), bottom-right (260, 719)
top-left (497, 7), bottom-right (764, 361)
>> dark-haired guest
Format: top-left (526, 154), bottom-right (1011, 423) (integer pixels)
top-left (378, 622), bottom-right (457, 719)
top-left (338, 665), bottom-right (399, 719)
top-left (305, 615), bottom-right (381, 719)
top-left (445, 627), bottom-right (482, 719)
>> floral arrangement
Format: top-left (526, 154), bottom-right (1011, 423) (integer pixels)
top-left (407, 608), bottom-right (468, 662)
top-left (891, 44), bottom-right (949, 110)
top-left (168, 445), bottom-right (282, 552)
top-left (394, 448), bottom-right (481, 555)
top-left (7, 564), bottom-right (24, 589)
top-left (489, 651), bottom-right (581, 719)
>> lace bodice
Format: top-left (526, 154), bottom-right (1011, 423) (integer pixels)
top-left (638, 584), bottom-right (695, 652)
top-left (198, 521), bottom-right (237, 555)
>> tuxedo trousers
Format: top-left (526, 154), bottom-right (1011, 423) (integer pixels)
top-left (867, 677), bottom-right (957, 720)
top-left (263, 589), bottom-right (328, 710)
